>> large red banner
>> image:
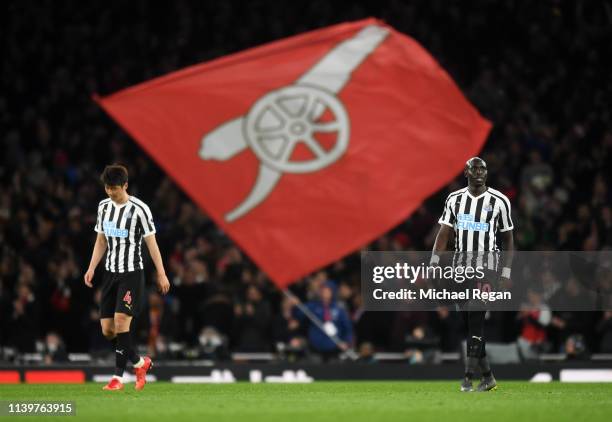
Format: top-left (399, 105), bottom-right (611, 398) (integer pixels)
top-left (96, 18), bottom-right (491, 288)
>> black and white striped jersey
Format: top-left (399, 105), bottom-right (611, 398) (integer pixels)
top-left (438, 187), bottom-right (513, 253)
top-left (94, 196), bottom-right (156, 273)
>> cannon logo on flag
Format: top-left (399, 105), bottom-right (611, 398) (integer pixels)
top-left (200, 26), bottom-right (389, 222)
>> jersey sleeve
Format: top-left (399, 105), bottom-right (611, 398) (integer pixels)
top-left (94, 204), bottom-right (104, 233)
top-left (498, 195), bottom-right (514, 232)
top-left (137, 203), bottom-right (157, 237)
top-left (438, 195), bottom-right (455, 227)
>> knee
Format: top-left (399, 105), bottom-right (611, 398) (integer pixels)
top-left (102, 327), bottom-right (115, 339)
top-left (113, 314), bottom-right (131, 331)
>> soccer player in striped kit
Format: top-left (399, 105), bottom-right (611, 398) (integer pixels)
top-left (84, 164), bottom-right (170, 391)
top-left (431, 157), bottom-right (514, 392)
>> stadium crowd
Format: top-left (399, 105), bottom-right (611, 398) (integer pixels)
top-left (1, 0), bottom-right (611, 363)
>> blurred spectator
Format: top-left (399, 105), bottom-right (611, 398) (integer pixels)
top-left (564, 334), bottom-right (589, 360)
top-left (357, 342), bottom-right (377, 363)
top-left (85, 289), bottom-right (109, 356)
top-left (273, 296), bottom-right (307, 360)
top-left (43, 332), bottom-right (68, 364)
top-left (234, 285), bottom-right (272, 352)
top-left (517, 288), bottom-right (552, 360)
top-left (596, 311), bottom-right (612, 353)
top-left (9, 283), bottom-right (40, 352)
top-left (145, 291), bottom-right (178, 358)
top-left (548, 278), bottom-right (596, 352)
top-left (294, 282), bottom-right (353, 361)
top-left (196, 326), bottom-right (229, 360)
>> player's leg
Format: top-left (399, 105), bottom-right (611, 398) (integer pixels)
top-left (461, 310), bottom-right (487, 391)
top-left (100, 273), bottom-right (118, 343)
top-left (115, 270), bottom-right (152, 390)
top-left (99, 274), bottom-right (124, 391)
top-left (100, 318), bottom-right (115, 346)
top-left (468, 310), bottom-right (497, 391)
top-left (476, 267), bottom-right (499, 391)
top-left (476, 320), bottom-right (497, 391)
top-left (460, 311), bottom-right (476, 391)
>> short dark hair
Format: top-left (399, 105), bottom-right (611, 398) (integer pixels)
top-left (100, 164), bottom-right (128, 186)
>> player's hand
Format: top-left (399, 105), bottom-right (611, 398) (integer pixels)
top-left (499, 276), bottom-right (512, 291)
top-left (84, 269), bottom-right (95, 288)
top-left (157, 273), bottom-right (171, 295)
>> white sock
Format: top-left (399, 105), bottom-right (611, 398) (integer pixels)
top-left (133, 357), bottom-right (145, 368)
top-left (112, 375), bottom-right (122, 381)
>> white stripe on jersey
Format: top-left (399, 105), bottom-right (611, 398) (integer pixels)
top-left (126, 208), bottom-right (139, 272)
top-left (94, 195), bottom-right (156, 273)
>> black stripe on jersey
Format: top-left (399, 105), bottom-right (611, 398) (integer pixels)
top-left (96, 200), bottom-right (110, 231)
top-left (101, 202), bottom-right (111, 268)
top-left (454, 197), bottom-right (461, 217)
top-left (484, 196), bottom-right (497, 251)
top-left (444, 188), bottom-right (466, 225)
top-left (471, 196), bottom-right (485, 252)
top-left (106, 205), bottom-right (116, 271)
top-left (452, 196), bottom-right (460, 251)
top-left (488, 191), bottom-right (511, 229)
top-left (123, 204), bottom-right (135, 272)
top-left (114, 206), bottom-right (126, 272)
top-left (129, 200), bottom-right (153, 232)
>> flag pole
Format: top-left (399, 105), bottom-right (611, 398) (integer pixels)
top-left (282, 289), bottom-right (359, 361)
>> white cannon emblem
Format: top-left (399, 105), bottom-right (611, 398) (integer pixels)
top-left (200, 25), bottom-right (389, 222)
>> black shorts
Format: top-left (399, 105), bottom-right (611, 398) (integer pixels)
top-left (100, 270), bottom-right (145, 318)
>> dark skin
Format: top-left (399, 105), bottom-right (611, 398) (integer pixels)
top-left (432, 158), bottom-right (514, 284)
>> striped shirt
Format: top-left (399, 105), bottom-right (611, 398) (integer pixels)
top-left (438, 187), bottom-right (513, 255)
top-left (94, 196), bottom-right (156, 273)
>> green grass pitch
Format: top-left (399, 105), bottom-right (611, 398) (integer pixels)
top-left (2, 382), bottom-right (612, 421)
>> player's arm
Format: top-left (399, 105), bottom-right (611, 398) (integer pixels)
top-left (144, 234), bottom-right (170, 295)
top-left (431, 194), bottom-right (455, 265)
top-left (500, 230), bottom-right (514, 282)
top-left (498, 194), bottom-right (515, 282)
top-left (84, 233), bottom-right (107, 287)
top-left (433, 224), bottom-right (453, 254)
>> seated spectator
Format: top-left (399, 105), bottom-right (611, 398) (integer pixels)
top-left (196, 326), bottom-right (229, 360)
top-left (564, 334), bottom-right (588, 360)
top-left (43, 332), bottom-right (68, 364)
top-left (357, 342), bottom-right (377, 363)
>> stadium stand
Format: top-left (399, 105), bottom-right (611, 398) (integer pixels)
top-left (1, 0), bottom-right (611, 365)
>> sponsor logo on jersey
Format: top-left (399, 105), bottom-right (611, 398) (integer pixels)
top-left (103, 221), bottom-right (129, 238)
top-left (456, 213), bottom-right (490, 231)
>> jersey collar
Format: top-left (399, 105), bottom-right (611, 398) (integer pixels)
top-left (111, 195), bottom-right (131, 208)
top-left (466, 187), bottom-right (488, 199)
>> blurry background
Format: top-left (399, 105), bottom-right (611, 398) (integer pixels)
top-left (1, 0), bottom-right (611, 366)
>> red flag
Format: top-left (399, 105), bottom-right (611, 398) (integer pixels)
top-left (95, 18), bottom-right (491, 288)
